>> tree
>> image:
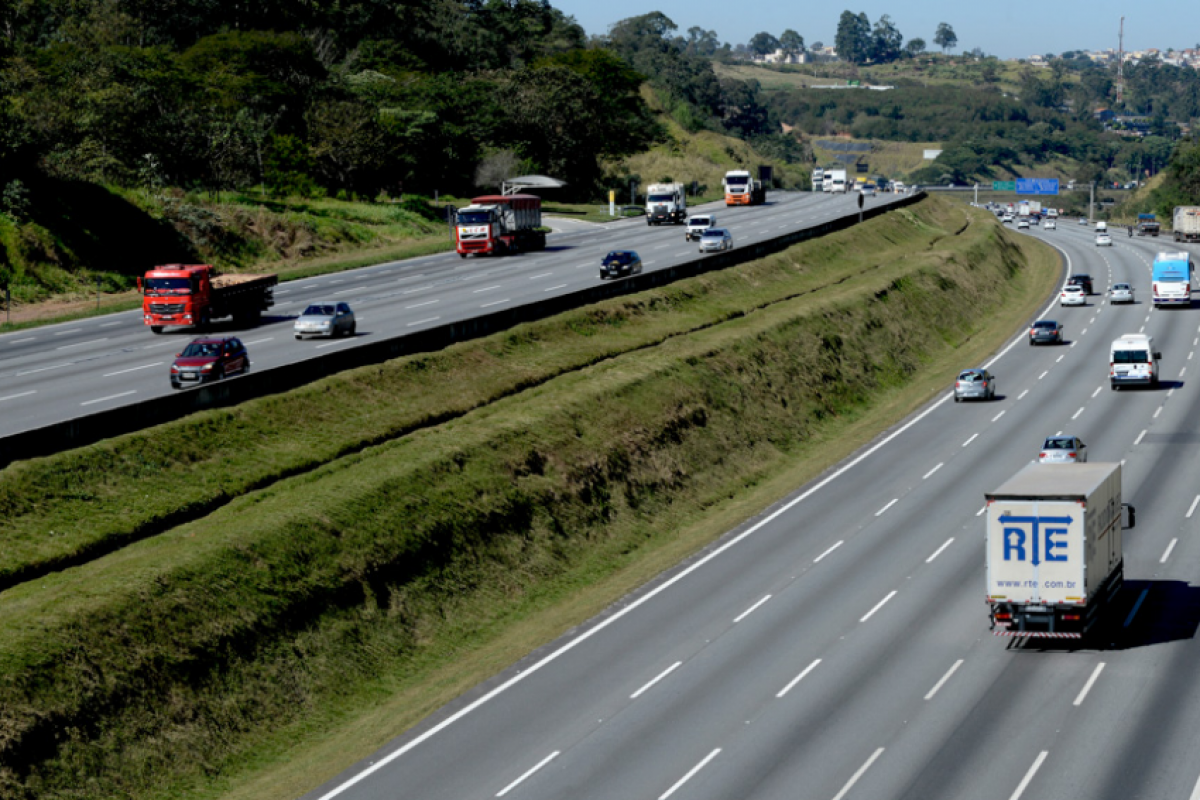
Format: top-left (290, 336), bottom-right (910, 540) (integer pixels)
top-left (934, 23), bottom-right (957, 53)
top-left (905, 38), bottom-right (925, 57)
top-left (748, 31), bottom-right (780, 57)
top-left (780, 29), bottom-right (805, 59)
top-left (834, 11), bottom-right (871, 64)
top-left (869, 15), bottom-right (903, 64)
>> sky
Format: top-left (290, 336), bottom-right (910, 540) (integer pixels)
top-left (552, 0), bottom-right (1200, 60)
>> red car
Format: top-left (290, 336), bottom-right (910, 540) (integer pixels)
top-left (170, 337), bottom-right (250, 388)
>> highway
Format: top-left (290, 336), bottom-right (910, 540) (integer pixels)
top-left (299, 218), bottom-right (1200, 800)
top-left (0, 191), bottom-right (901, 438)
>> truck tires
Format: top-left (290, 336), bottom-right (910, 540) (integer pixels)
top-left (150, 326), bottom-right (163, 334)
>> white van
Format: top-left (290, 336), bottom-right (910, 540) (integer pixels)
top-left (685, 214), bottom-right (715, 241)
top-left (1095, 221), bottom-right (1108, 233)
top-left (1110, 333), bottom-right (1161, 389)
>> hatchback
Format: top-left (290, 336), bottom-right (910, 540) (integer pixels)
top-left (1060, 285), bottom-right (1086, 306)
top-left (1096, 233), bottom-right (1113, 247)
top-left (600, 250), bottom-right (643, 279)
top-left (171, 337), bottom-right (249, 388)
top-left (698, 228), bottom-right (734, 253)
top-left (1108, 283), bottom-right (1134, 304)
top-left (1039, 435), bottom-right (1088, 463)
top-left (294, 301), bottom-right (356, 339)
top-left (1029, 320), bottom-right (1063, 345)
top-left (1068, 274), bottom-right (1094, 294)
top-left (954, 368), bottom-right (996, 402)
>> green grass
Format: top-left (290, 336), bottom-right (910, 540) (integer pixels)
top-left (0, 197), bottom-right (1061, 800)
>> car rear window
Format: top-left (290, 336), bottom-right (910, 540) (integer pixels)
top-left (1033, 322), bottom-right (1055, 329)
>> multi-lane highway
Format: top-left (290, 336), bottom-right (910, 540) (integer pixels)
top-left (300, 218), bottom-right (1200, 800)
top-left (0, 191), bottom-right (901, 438)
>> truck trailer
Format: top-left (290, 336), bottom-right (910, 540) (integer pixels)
top-left (455, 194), bottom-right (546, 257)
top-left (139, 265), bottom-right (277, 333)
top-left (1173, 206), bottom-right (1200, 243)
top-left (986, 462), bottom-right (1131, 639)
top-left (645, 183), bottom-right (687, 225)
top-left (723, 170), bottom-right (766, 206)
top-left (826, 169), bottom-right (848, 194)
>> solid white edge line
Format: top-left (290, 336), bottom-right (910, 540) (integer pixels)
top-left (875, 498), bottom-right (898, 517)
top-left (311, 278), bottom-right (1053, 799)
top-left (922, 462), bottom-right (943, 480)
top-left (0, 390), bottom-right (37, 402)
top-left (658, 748), bottom-right (721, 800)
top-left (924, 659), bottom-right (963, 700)
top-left (630, 661), bottom-right (682, 699)
top-left (1161, 538), bottom-right (1177, 564)
top-left (776, 658), bottom-right (822, 698)
top-left (814, 541), bottom-right (843, 563)
top-left (81, 390), bottom-right (136, 406)
top-left (1007, 751), bottom-right (1049, 800)
top-left (1124, 588), bottom-right (1149, 628)
top-left (102, 363), bottom-right (162, 377)
top-left (734, 594), bottom-right (772, 623)
top-left (1187, 495), bottom-right (1200, 519)
top-left (495, 751), bottom-right (559, 797)
top-left (860, 590), bottom-right (897, 623)
top-left (831, 747), bottom-right (885, 800)
top-left (1190, 770), bottom-right (1200, 800)
top-left (925, 538), bottom-right (954, 563)
top-left (1073, 663), bottom-right (1106, 707)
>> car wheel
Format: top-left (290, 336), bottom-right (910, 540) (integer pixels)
top-left (954, 396), bottom-right (961, 403)
top-left (349, 323), bottom-right (356, 336)
top-left (295, 334), bottom-right (302, 340)
top-left (199, 311), bottom-right (212, 331)
top-left (150, 326), bottom-right (164, 334)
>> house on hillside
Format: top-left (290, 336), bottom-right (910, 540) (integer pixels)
top-left (757, 49), bottom-right (809, 64)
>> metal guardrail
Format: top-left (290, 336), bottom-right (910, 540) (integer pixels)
top-left (0, 193), bottom-right (926, 469)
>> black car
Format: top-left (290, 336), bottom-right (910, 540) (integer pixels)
top-left (170, 336), bottom-right (250, 388)
top-left (1067, 274), bottom-right (1094, 295)
top-left (600, 250), bottom-right (643, 280)
top-left (1029, 320), bottom-right (1064, 345)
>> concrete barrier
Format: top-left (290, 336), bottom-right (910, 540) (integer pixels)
top-left (0, 193), bottom-right (925, 468)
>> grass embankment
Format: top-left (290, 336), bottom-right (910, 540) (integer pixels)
top-left (0, 196), bottom-right (1060, 800)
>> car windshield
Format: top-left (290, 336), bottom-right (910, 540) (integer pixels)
top-left (144, 278), bottom-right (192, 294)
top-left (648, 194), bottom-right (675, 203)
top-left (457, 211), bottom-right (491, 225)
top-left (303, 305), bottom-right (335, 316)
top-left (181, 342), bottom-right (221, 358)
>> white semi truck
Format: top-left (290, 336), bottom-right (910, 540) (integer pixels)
top-left (645, 183), bottom-right (687, 225)
top-left (1173, 206), bottom-right (1200, 243)
top-left (986, 462), bottom-right (1132, 639)
top-left (826, 169), bottom-right (848, 193)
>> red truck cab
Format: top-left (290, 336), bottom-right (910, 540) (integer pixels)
top-left (455, 194), bottom-right (545, 257)
top-left (139, 264), bottom-right (276, 333)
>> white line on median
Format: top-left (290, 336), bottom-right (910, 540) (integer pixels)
top-left (103, 362), bottom-right (162, 377)
top-left (1124, 588), bottom-right (1149, 628)
top-left (631, 661), bottom-right (682, 699)
top-left (926, 538), bottom-right (954, 563)
top-left (1187, 495), bottom-right (1200, 519)
top-left (659, 749), bottom-right (721, 800)
top-left (777, 659), bottom-right (821, 698)
top-left (962, 433), bottom-right (979, 447)
top-left (814, 541), bottom-right (843, 563)
top-left (81, 390), bottom-right (136, 406)
top-left (831, 748), bottom-right (885, 800)
top-left (734, 594), bottom-right (772, 623)
top-left (0, 390), bottom-right (36, 402)
top-left (923, 463), bottom-right (943, 480)
top-left (1008, 751), bottom-right (1049, 800)
top-left (56, 337), bottom-right (108, 350)
top-left (495, 751), bottom-right (560, 797)
top-left (875, 499), bottom-right (898, 517)
top-left (924, 659), bottom-right (963, 700)
top-left (860, 591), bottom-right (897, 622)
top-left (1073, 663), bottom-right (1106, 706)
top-left (1161, 538), bottom-right (1177, 563)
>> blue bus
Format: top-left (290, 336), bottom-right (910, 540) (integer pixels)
top-left (1152, 252), bottom-right (1195, 307)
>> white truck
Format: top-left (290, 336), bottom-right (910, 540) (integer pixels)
top-left (685, 214), bottom-right (716, 242)
top-left (645, 183), bottom-right (687, 225)
top-left (811, 168), bottom-right (824, 192)
top-left (827, 169), bottom-right (848, 194)
top-left (1110, 333), bottom-right (1162, 388)
top-left (986, 462), bottom-right (1132, 639)
top-left (1173, 206), bottom-right (1200, 243)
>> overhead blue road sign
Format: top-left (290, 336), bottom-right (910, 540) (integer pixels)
top-left (1016, 178), bottom-right (1059, 195)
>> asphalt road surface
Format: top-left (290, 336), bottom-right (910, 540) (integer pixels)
top-left (0, 191), bottom-right (901, 437)
top-left (298, 217), bottom-right (1200, 800)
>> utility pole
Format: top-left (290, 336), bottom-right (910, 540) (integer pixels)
top-left (1089, 181), bottom-right (1096, 222)
top-left (1115, 17), bottom-right (1125, 108)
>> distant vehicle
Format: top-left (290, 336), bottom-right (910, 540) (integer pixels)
top-left (723, 170), bottom-right (766, 205)
top-left (1017, 218), bottom-right (1030, 229)
top-left (1136, 214), bottom-right (1160, 237)
top-left (1151, 251), bottom-right (1194, 307)
top-left (1095, 233), bottom-right (1113, 247)
top-left (1002, 213), bottom-right (1014, 223)
top-left (1039, 435), bottom-right (1088, 463)
top-left (1043, 219), bottom-right (1056, 230)
top-left (599, 250), bottom-right (643, 280)
top-left (954, 368), bottom-right (996, 402)
top-left (645, 182), bottom-right (687, 226)
top-left (1068, 274), bottom-right (1094, 295)
top-left (1060, 285), bottom-right (1087, 306)
top-left (698, 228), bottom-right (734, 253)
top-left (1110, 333), bottom-right (1161, 389)
top-left (1078, 217), bottom-right (1088, 225)
top-left (825, 169), bottom-right (848, 195)
top-left (1028, 320), bottom-right (1063, 345)
top-left (812, 168), bottom-right (824, 191)
top-left (294, 302), bottom-right (356, 339)
top-left (861, 185), bottom-right (876, 197)
top-left (455, 194), bottom-right (546, 257)
top-left (1173, 206), bottom-right (1200, 243)
top-left (1095, 221), bottom-right (1108, 233)
top-left (1108, 283), bottom-right (1134, 304)
top-left (170, 337), bottom-right (249, 388)
top-left (140, 264), bottom-right (277, 334)
top-left (685, 214), bottom-right (716, 241)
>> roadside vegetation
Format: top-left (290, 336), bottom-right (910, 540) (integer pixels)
top-left (0, 196), bottom-right (1061, 800)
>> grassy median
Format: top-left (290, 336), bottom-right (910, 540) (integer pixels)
top-left (0, 196), bottom-right (1060, 800)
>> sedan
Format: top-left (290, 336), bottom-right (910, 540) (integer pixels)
top-left (171, 337), bottom-right (249, 388)
top-left (1096, 233), bottom-right (1113, 247)
top-left (294, 301), bottom-right (356, 339)
top-left (1028, 320), bottom-right (1064, 345)
top-left (954, 368), bottom-right (996, 402)
top-left (600, 250), bottom-right (643, 279)
top-left (1109, 283), bottom-right (1135, 304)
top-left (1078, 217), bottom-right (1088, 225)
top-left (1060, 285), bottom-right (1087, 306)
top-left (1043, 220), bottom-right (1056, 230)
top-left (698, 228), bottom-right (734, 253)
top-left (1038, 435), bottom-right (1088, 463)
top-left (1016, 218), bottom-right (1030, 229)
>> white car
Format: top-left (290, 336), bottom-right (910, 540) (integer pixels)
top-left (1043, 219), bottom-right (1056, 230)
top-left (1109, 283), bottom-right (1134, 304)
top-left (698, 228), bottom-right (733, 252)
top-left (1017, 218), bottom-right (1030, 229)
top-left (1060, 285), bottom-right (1087, 306)
top-left (1096, 233), bottom-right (1113, 246)
top-left (1002, 213), bottom-right (1014, 223)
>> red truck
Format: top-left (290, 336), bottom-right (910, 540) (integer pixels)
top-left (455, 194), bottom-right (546, 257)
top-left (138, 264), bottom-right (277, 333)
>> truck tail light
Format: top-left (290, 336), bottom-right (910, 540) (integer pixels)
top-left (994, 613), bottom-right (1012, 620)
top-left (1062, 613), bottom-right (1081, 621)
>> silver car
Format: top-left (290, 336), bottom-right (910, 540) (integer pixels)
top-left (294, 301), bottom-right (356, 339)
top-left (1108, 283), bottom-right (1134, 304)
top-left (698, 228), bottom-right (733, 252)
top-left (1039, 435), bottom-right (1087, 463)
top-left (954, 368), bottom-right (996, 402)
top-left (1096, 233), bottom-right (1113, 247)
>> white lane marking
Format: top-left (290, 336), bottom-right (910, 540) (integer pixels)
top-left (1190, 351), bottom-right (1195, 360)
top-left (922, 463), bottom-right (943, 480)
top-left (1161, 538), bottom-right (1178, 563)
top-left (924, 659), bottom-right (964, 700)
top-left (1154, 406), bottom-right (1163, 418)
top-left (6, 337), bottom-right (35, 344)
top-left (329, 279), bottom-right (345, 284)
top-left (1190, 771), bottom-right (1200, 800)
top-left (814, 541), bottom-right (843, 563)
top-left (1072, 407), bottom-right (1084, 420)
top-left (860, 590), bottom-right (897, 622)
top-left (242, 337), bottom-right (273, 346)
top-left (575, 262), bottom-right (592, 269)
top-left (1092, 387), bottom-right (1102, 398)
top-left (1018, 389), bottom-right (1029, 400)
top-left (1188, 495), bottom-right (1200, 519)
top-left (1181, 367), bottom-right (1187, 378)
top-left (315, 339), bottom-right (354, 349)
top-left (1055, 355), bottom-right (1064, 363)
top-left (0, 390), bottom-right (36, 402)
top-left (99, 321), bottom-right (123, 328)
top-left (143, 340), bottom-right (179, 349)
top-left (1008, 751), bottom-right (1049, 800)
top-left (16, 363), bottom-right (70, 376)
top-left (406, 317), bottom-right (441, 327)
top-left (926, 538), bottom-right (954, 563)
top-left (992, 410), bottom-right (1006, 422)
top-left (654, 243), bottom-right (671, 249)
top-left (481, 299), bottom-right (510, 308)
top-left (1081, 328), bottom-right (1087, 335)
top-left (776, 659), bottom-right (822, 698)
top-left (528, 272), bottom-right (553, 280)
top-left (275, 289), bottom-right (292, 295)
top-left (659, 749), bottom-right (721, 800)
top-left (81, 390), bottom-right (136, 406)
top-left (831, 748), bottom-right (885, 800)
top-left (1139, 325), bottom-right (1145, 333)
top-left (544, 284), bottom-right (568, 292)
top-left (52, 328), bottom-right (82, 336)
top-left (1168, 388), bottom-right (1175, 397)
top-left (1134, 430), bottom-right (1147, 446)
top-left (405, 299), bottom-right (439, 309)
top-left (402, 285), bottom-right (433, 295)
top-left (1069, 341), bottom-right (1078, 348)
top-left (495, 751), bottom-right (560, 797)
top-left (473, 285), bottom-right (502, 293)
top-left (962, 433), bottom-right (979, 447)
top-left (333, 287), bottom-right (361, 296)
top-left (630, 661), bottom-right (682, 699)
top-left (56, 337), bottom-right (108, 350)
top-left (1124, 588), bottom-right (1149, 628)
top-left (1073, 663), bottom-right (1106, 706)
top-left (976, 505), bottom-right (987, 517)
top-left (1038, 370), bottom-right (1049, 380)
top-left (103, 362), bottom-right (162, 377)
top-left (875, 499), bottom-right (898, 517)
top-left (734, 594), bottom-right (772, 623)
